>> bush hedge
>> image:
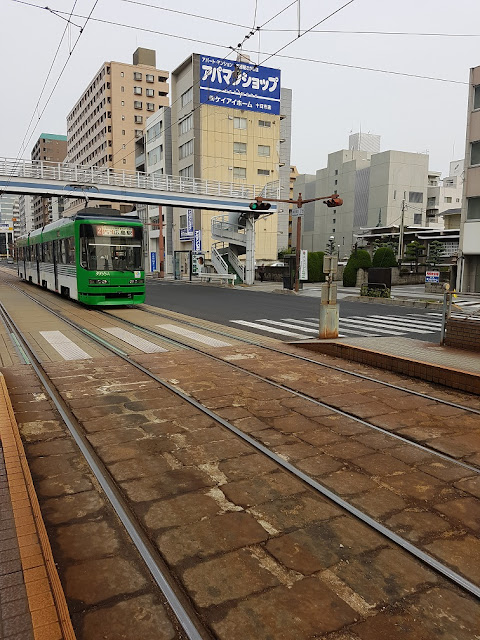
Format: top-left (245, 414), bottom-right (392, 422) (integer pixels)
top-left (372, 247), bottom-right (397, 268)
top-left (343, 249), bottom-right (372, 287)
top-left (307, 251), bottom-right (325, 282)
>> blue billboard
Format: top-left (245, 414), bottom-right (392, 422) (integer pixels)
top-left (199, 54), bottom-right (281, 115)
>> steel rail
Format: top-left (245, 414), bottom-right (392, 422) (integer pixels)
top-left (2, 288), bottom-right (479, 599)
top-left (135, 304), bottom-right (480, 415)
top-left (99, 309), bottom-right (480, 475)
top-left (0, 301), bottom-right (207, 640)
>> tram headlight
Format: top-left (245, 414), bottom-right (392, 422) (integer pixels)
top-left (89, 279), bottom-right (109, 284)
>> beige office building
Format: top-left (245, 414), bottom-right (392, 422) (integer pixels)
top-left (30, 133), bottom-right (67, 228)
top-left (66, 48), bottom-right (169, 174)
top-left (459, 65), bottom-right (480, 291)
top-left (170, 53), bottom-right (291, 264)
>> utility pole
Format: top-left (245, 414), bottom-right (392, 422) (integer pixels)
top-left (294, 212), bottom-right (302, 292)
top-left (398, 199), bottom-right (406, 261)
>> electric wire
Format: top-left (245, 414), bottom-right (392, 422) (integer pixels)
top-left (118, 0), bottom-right (250, 28)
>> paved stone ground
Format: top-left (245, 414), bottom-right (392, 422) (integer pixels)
top-left (3, 350), bottom-right (477, 639)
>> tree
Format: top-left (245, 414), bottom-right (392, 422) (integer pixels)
top-left (372, 247), bottom-right (398, 268)
top-left (405, 241), bottom-right (425, 273)
top-left (343, 249), bottom-right (372, 286)
top-left (307, 251), bottom-right (325, 282)
top-left (427, 240), bottom-right (444, 268)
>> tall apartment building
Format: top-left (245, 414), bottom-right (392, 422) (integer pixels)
top-left (459, 67), bottom-right (480, 291)
top-left (30, 133), bottom-right (67, 228)
top-left (170, 52), bottom-right (291, 263)
top-left (426, 160), bottom-right (464, 225)
top-left (66, 48), bottom-right (169, 173)
top-left (295, 148), bottom-right (429, 258)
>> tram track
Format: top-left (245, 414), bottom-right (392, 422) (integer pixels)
top-left (1, 279), bottom-right (480, 604)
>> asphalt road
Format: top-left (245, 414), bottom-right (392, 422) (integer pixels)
top-left (145, 281), bottom-right (442, 343)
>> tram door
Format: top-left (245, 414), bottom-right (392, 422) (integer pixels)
top-left (53, 240), bottom-right (59, 291)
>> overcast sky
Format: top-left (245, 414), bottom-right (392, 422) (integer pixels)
top-left (2, 0), bottom-right (479, 176)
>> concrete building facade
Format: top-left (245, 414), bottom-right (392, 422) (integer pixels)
top-left (135, 107), bottom-right (173, 274)
top-left (459, 67), bottom-right (480, 292)
top-left (349, 132), bottom-right (381, 154)
top-left (295, 149), bottom-right (429, 259)
top-left (169, 53), bottom-right (291, 264)
top-left (427, 160), bottom-right (464, 225)
top-left (30, 133), bottom-right (67, 228)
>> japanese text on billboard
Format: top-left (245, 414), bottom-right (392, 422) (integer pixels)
top-left (199, 54), bottom-right (281, 115)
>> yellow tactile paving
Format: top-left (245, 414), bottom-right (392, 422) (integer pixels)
top-left (0, 373), bottom-right (76, 640)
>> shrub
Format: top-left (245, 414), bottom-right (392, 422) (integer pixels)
top-left (307, 251), bottom-right (325, 282)
top-left (372, 247), bottom-right (397, 268)
top-left (343, 249), bottom-right (372, 287)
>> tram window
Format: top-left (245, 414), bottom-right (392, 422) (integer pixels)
top-left (54, 240), bottom-right (62, 264)
top-left (27, 246), bottom-right (31, 261)
top-left (65, 238), bottom-right (75, 264)
top-left (44, 242), bottom-right (53, 263)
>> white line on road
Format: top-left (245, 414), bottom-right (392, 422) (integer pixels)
top-left (346, 317), bottom-right (436, 334)
top-left (157, 324), bottom-right (231, 347)
top-left (366, 315), bottom-right (441, 330)
top-left (230, 320), bottom-right (307, 339)
top-left (258, 319), bottom-right (319, 334)
top-left (102, 327), bottom-right (168, 353)
top-left (39, 330), bottom-right (92, 360)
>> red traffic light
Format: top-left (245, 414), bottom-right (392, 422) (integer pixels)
top-left (323, 197), bottom-right (343, 208)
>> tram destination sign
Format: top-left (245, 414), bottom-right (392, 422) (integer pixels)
top-left (95, 226), bottom-right (134, 237)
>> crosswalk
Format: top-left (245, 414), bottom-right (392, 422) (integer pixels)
top-left (231, 312), bottom-right (443, 341)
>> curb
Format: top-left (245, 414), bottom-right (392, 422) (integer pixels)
top-left (341, 295), bottom-right (443, 309)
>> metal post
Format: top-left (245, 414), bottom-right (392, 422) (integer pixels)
top-left (398, 199), bottom-right (405, 261)
top-left (440, 291), bottom-right (449, 345)
top-left (244, 213), bottom-right (255, 285)
top-left (294, 215), bottom-right (301, 292)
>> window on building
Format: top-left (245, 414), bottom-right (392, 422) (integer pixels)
top-left (123, 159), bottom-right (126, 164)
top-left (135, 129), bottom-right (143, 137)
top-left (146, 74), bottom-right (154, 83)
top-left (258, 145), bottom-right (270, 156)
top-left (456, 198), bottom-right (460, 202)
top-left (474, 85), bottom-right (480, 110)
top-left (121, 101), bottom-right (125, 106)
top-left (179, 139), bottom-right (194, 160)
top-left (427, 197), bottom-right (436, 207)
top-left (147, 145), bottom-right (163, 165)
top-left (134, 101), bottom-right (142, 109)
top-left (179, 165), bottom-right (193, 178)
top-left (258, 169), bottom-right (270, 175)
top-left (134, 115), bottom-right (143, 124)
top-left (467, 197), bottom-right (480, 220)
top-left (134, 71), bottom-right (142, 81)
top-left (332, 219), bottom-right (336, 224)
top-left (147, 121), bottom-right (163, 141)
top-left (233, 167), bottom-right (246, 180)
top-left (120, 71), bottom-right (124, 77)
top-left (122, 129), bottom-right (125, 135)
top-left (146, 88), bottom-right (154, 97)
top-left (121, 86), bottom-right (124, 92)
top-left (393, 190), bottom-right (397, 200)
top-left (234, 117), bottom-right (247, 129)
top-left (178, 114), bottom-right (193, 135)
top-left (181, 87), bottom-right (193, 107)
top-left (444, 196), bottom-right (452, 203)
top-left (146, 103), bottom-right (155, 111)
top-left (121, 115), bottom-right (125, 120)
top-left (334, 179), bottom-right (337, 185)
top-left (234, 142), bottom-right (247, 154)
top-left (158, 75), bottom-right (167, 82)
top-left (332, 228), bottom-right (335, 232)
top-left (258, 120), bottom-right (271, 127)
top-left (409, 191), bottom-right (423, 203)
top-left (471, 141), bottom-right (480, 165)
top-left (414, 213), bottom-right (422, 225)
top-left (134, 86), bottom-right (142, 95)
top-left (335, 169), bottom-right (338, 175)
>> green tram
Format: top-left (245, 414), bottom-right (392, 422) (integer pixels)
top-left (16, 208), bottom-right (145, 305)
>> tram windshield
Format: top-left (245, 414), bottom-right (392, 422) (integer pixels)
top-left (80, 223), bottom-right (143, 271)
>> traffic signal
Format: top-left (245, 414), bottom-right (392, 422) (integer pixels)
top-left (323, 197), bottom-right (343, 208)
top-left (249, 201), bottom-right (271, 211)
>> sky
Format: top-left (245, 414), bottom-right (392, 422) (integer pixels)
top-left (1, 0), bottom-right (479, 177)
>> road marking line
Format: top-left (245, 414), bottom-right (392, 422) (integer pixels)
top-left (338, 319), bottom-right (406, 335)
top-left (157, 324), bottom-right (231, 347)
top-left (39, 330), bottom-right (92, 360)
top-left (258, 319), bottom-right (318, 334)
top-left (102, 327), bottom-right (168, 353)
top-left (367, 315), bottom-right (441, 330)
top-left (346, 317), bottom-right (435, 334)
top-left (230, 320), bottom-right (307, 339)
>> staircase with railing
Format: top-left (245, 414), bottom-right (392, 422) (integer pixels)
top-left (211, 214), bottom-right (248, 283)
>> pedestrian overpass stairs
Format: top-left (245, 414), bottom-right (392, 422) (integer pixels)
top-left (211, 214), bottom-right (248, 283)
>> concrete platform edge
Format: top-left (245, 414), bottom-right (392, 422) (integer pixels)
top-left (341, 295), bottom-right (443, 309)
top-left (291, 341), bottom-right (480, 395)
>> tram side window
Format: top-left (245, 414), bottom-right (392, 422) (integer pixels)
top-left (27, 246), bottom-right (31, 261)
top-left (65, 238), bottom-right (75, 264)
top-left (44, 242), bottom-right (53, 263)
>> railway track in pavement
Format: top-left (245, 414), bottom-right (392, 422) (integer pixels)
top-left (0, 276), bottom-right (479, 639)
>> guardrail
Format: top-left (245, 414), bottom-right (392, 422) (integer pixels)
top-left (0, 157), bottom-right (280, 200)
